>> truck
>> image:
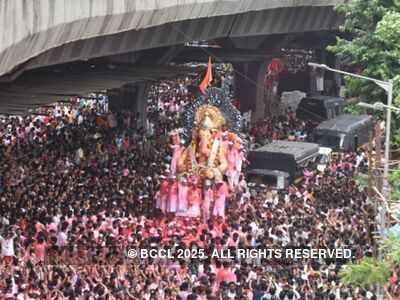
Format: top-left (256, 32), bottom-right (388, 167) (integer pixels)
top-left (296, 95), bottom-right (345, 122)
top-left (247, 141), bottom-right (331, 189)
top-left (313, 114), bottom-right (373, 151)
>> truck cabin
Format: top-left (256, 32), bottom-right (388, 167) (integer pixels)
top-left (313, 114), bottom-right (373, 152)
top-left (296, 95), bottom-right (345, 122)
top-left (247, 141), bottom-right (321, 187)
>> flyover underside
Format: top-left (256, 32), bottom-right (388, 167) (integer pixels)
top-left (0, 6), bottom-right (343, 81)
top-left (0, 65), bottom-right (192, 115)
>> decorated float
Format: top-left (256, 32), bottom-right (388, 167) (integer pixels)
top-left (156, 87), bottom-right (246, 222)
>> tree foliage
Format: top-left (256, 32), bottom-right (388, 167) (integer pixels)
top-left (390, 167), bottom-right (400, 202)
top-left (343, 102), bottom-right (365, 115)
top-left (329, 0), bottom-right (400, 153)
top-left (382, 233), bottom-right (400, 266)
top-left (328, 0), bottom-right (400, 106)
top-left (329, 0), bottom-right (400, 202)
top-left (340, 257), bottom-right (391, 289)
top-left (340, 234), bottom-right (400, 291)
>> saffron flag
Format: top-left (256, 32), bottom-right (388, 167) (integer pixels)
top-left (199, 57), bottom-right (213, 94)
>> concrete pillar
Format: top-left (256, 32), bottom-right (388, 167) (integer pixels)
top-left (107, 84), bottom-right (137, 112)
top-left (233, 61), bottom-right (269, 123)
top-left (107, 82), bottom-right (149, 128)
top-left (134, 82), bottom-right (149, 129)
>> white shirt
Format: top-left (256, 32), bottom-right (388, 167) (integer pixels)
top-left (0, 234), bottom-right (16, 256)
top-left (16, 293), bottom-right (26, 300)
top-left (56, 231), bottom-right (68, 247)
top-left (77, 114), bottom-right (84, 125)
top-left (0, 216), bottom-right (9, 226)
top-left (356, 154), bottom-right (364, 167)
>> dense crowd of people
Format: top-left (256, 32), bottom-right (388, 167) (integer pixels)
top-left (0, 74), bottom-right (382, 299)
top-left (249, 109), bottom-right (318, 147)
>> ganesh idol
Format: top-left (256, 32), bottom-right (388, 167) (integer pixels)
top-left (158, 87), bottom-right (247, 219)
top-left (177, 105), bottom-right (229, 185)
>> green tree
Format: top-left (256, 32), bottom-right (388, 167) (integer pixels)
top-left (328, 0), bottom-right (400, 104)
top-left (390, 167), bottom-right (400, 202)
top-left (340, 234), bottom-right (400, 298)
top-left (328, 0), bottom-right (400, 147)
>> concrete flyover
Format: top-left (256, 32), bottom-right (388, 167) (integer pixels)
top-left (0, 0), bottom-right (344, 114)
top-left (0, 0), bottom-right (344, 80)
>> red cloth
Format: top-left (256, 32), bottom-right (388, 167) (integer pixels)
top-left (265, 58), bottom-right (285, 87)
top-left (267, 58), bottom-right (284, 76)
top-left (389, 271), bottom-right (398, 285)
top-left (95, 117), bottom-right (107, 128)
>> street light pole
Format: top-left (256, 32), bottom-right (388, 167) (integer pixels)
top-left (382, 80), bottom-right (393, 235)
top-left (361, 80), bottom-right (396, 235)
top-left (358, 101), bottom-right (400, 113)
top-left (308, 63), bottom-right (391, 90)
